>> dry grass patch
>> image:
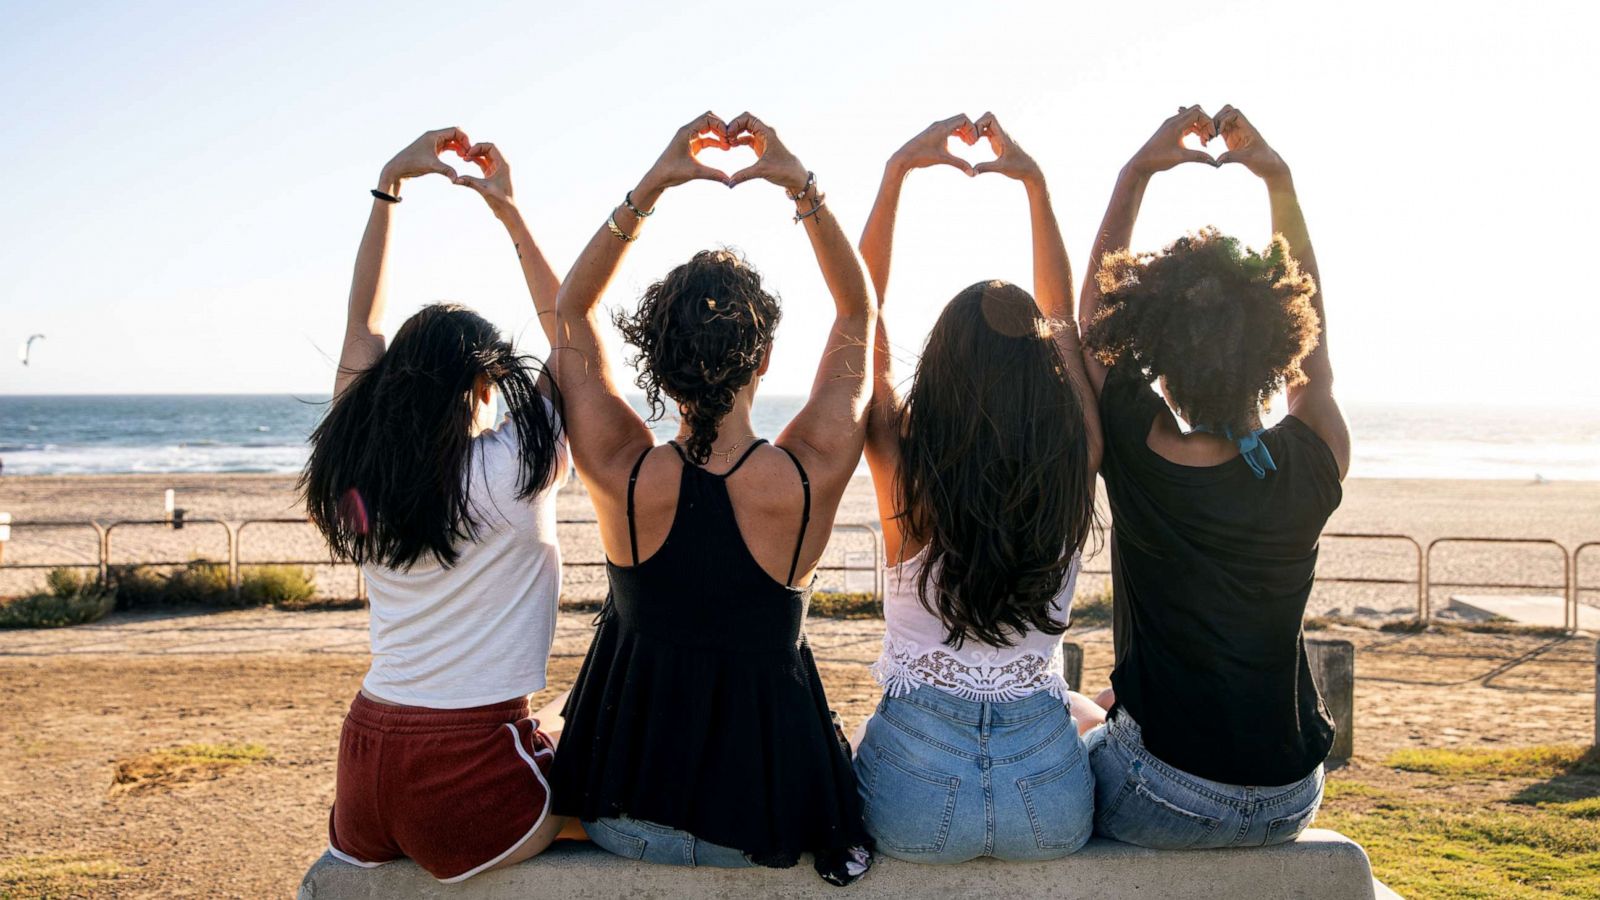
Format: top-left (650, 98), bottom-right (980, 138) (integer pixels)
top-left (0, 852), bottom-right (122, 895)
top-left (111, 742), bottom-right (272, 795)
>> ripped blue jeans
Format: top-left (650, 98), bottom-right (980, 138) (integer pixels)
top-left (1086, 712), bottom-right (1323, 850)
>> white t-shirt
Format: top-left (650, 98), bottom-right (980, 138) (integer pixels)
top-left (361, 412), bottom-right (569, 709)
top-left (871, 548), bottom-right (1081, 703)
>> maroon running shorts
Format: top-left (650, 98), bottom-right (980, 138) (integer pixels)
top-left (327, 692), bottom-right (555, 882)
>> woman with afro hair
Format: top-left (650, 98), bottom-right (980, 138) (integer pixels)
top-left (1077, 106), bottom-right (1350, 850)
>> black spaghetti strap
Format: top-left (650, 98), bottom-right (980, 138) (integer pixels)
top-left (775, 446), bottom-right (812, 585)
top-left (625, 446), bottom-right (652, 565)
top-left (722, 439), bottom-right (769, 477)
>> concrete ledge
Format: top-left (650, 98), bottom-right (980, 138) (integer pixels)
top-left (299, 829), bottom-right (1377, 899)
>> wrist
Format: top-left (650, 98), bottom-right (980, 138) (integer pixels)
top-left (1262, 166), bottom-right (1294, 193)
top-left (376, 169), bottom-right (404, 197)
top-left (632, 174), bottom-right (667, 210)
top-left (1117, 163), bottom-right (1153, 187)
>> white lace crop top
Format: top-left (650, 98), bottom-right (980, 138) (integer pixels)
top-left (871, 547), bottom-right (1081, 704)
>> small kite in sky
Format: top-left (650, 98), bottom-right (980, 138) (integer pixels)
top-left (19, 334), bottom-right (45, 366)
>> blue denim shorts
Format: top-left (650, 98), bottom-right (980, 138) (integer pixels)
top-left (854, 685), bottom-right (1094, 863)
top-left (584, 816), bottom-right (755, 868)
top-left (1085, 712), bottom-right (1324, 850)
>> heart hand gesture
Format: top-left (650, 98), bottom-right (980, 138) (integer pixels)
top-left (891, 114), bottom-right (979, 177)
top-left (971, 112), bottom-right (1041, 182)
top-left (1214, 106), bottom-right (1289, 181)
top-left (641, 112), bottom-right (737, 194)
top-left (1127, 106), bottom-right (1218, 176)
top-left (453, 142), bottom-right (516, 215)
top-left (379, 128), bottom-right (471, 191)
top-left (726, 113), bottom-right (809, 193)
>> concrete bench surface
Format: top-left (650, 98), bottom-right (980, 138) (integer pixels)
top-left (299, 829), bottom-right (1380, 899)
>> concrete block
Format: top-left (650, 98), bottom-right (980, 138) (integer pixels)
top-left (299, 829), bottom-right (1378, 899)
top-left (1308, 638), bottom-right (1355, 762)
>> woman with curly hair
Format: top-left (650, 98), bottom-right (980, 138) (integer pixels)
top-left (304, 129), bottom-right (571, 882)
top-left (545, 112), bottom-right (874, 884)
top-left (1077, 106), bottom-right (1350, 850)
top-left (849, 113), bottom-right (1103, 862)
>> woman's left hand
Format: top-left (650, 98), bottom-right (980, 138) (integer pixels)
top-left (454, 142), bottom-right (516, 216)
top-left (972, 113), bottom-right (1042, 184)
top-left (726, 113), bottom-right (809, 193)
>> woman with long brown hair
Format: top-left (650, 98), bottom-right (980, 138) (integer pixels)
top-left (545, 112), bottom-right (875, 884)
top-left (850, 113), bottom-right (1103, 863)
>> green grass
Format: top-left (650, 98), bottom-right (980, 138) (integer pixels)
top-left (0, 853), bottom-right (122, 896)
top-left (1315, 744), bottom-right (1600, 898)
top-left (809, 591), bottom-right (879, 619)
top-left (0, 568), bottom-right (115, 629)
top-left (1071, 585), bottom-right (1114, 627)
top-left (237, 565), bottom-right (316, 608)
top-left (1387, 745), bottom-right (1600, 779)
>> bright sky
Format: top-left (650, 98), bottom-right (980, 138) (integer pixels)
top-left (3, 0), bottom-right (1596, 409)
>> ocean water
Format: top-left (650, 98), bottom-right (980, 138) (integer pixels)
top-left (0, 394), bottom-right (1596, 480)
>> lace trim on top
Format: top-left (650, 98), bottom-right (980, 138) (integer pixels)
top-left (870, 633), bottom-right (1069, 704)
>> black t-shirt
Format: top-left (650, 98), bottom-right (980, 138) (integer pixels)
top-left (1100, 369), bottom-right (1342, 787)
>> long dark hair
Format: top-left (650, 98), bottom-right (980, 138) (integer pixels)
top-left (896, 281), bottom-right (1097, 648)
top-left (613, 249), bottom-right (781, 465)
top-left (301, 303), bottom-right (562, 570)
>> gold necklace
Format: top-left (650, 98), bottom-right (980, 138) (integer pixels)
top-left (712, 435), bottom-right (757, 465)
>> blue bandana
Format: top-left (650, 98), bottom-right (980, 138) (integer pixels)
top-left (1192, 424), bottom-right (1277, 479)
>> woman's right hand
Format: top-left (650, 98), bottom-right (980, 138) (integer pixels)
top-left (1126, 106), bottom-right (1218, 176)
top-left (637, 112), bottom-right (735, 197)
top-left (889, 114), bottom-right (978, 177)
top-left (378, 127), bottom-right (471, 192)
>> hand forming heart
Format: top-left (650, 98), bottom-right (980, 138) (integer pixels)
top-left (1127, 104), bottom-right (1286, 180)
top-left (380, 127), bottom-right (473, 189)
top-left (891, 112), bottom-right (1040, 182)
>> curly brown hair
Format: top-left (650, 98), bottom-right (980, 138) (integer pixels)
top-left (1084, 227), bottom-right (1320, 434)
top-left (614, 249), bottom-right (781, 465)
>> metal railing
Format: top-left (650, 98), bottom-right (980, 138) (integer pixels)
top-left (0, 515), bottom-right (887, 607)
top-left (1426, 537), bottom-right (1574, 631)
top-left (0, 516), bottom-right (1593, 632)
top-left (1321, 532), bottom-right (1427, 620)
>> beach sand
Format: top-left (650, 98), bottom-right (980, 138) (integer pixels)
top-left (2, 473), bottom-right (1596, 618)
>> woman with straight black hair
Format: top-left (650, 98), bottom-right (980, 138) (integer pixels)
top-left (546, 112), bottom-right (874, 884)
top-left (849, 114), bottom-right (1104, 863)
top-left (303, 129), bottom-right (571, 883)
top-left (1077, 106), bottom-right (1349, 850)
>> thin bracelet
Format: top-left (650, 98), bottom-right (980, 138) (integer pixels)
top-left (785, 171), bottom-right (816, 202)
top-left (371, 188), bottom-right (401, 203)
top-left (606, 211), bottom-right (635, 243)
top-left (623, 190), bottom-right (654, 218)
top-left (794, 192), bottom-right (827, 223)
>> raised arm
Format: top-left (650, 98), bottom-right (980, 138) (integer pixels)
top-left (1215, 106), bottom-right (1349, 478)
top-left (335, 127), bottom-right (470, 398)
top-left (972, 112), bottom-right (1103, 474)
top-left (720, 113), bottom-right (877, 488)
top-left (454, 142), bottom-right (562, 351)
top-left (553, 112), bottom-right (734, 485)
top-left (858, 115), bottom-right (977, 558)
top-left (1078, 106), bottom-right (1219, 396)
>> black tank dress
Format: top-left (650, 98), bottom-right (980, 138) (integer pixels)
top-left (549, 440), bottom-right (871, 875)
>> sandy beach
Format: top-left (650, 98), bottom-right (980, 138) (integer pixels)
top-left (2, 473), bottom-right (1596, 618)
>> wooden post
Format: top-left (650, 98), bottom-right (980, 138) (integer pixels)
top-left (1062, 642), bottom-right (1084, 697)
top-left (1307, 639), bottom-right (1355, 762)
top-left (1594, 639), bottom-right (1598, 747)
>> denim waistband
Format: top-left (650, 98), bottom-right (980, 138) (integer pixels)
top-left (1105, 709), bottom-right (1314, 797)
top-left (886, 682), bottom-right (1069, 727)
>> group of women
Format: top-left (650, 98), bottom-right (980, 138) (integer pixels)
top-left (303, 104), bottom-right (1349, 886)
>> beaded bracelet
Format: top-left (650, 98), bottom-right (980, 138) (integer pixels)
top-left (785, 171), bottom-right (816, 202)
top-left (623, 190), bottom-right (655, 218)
